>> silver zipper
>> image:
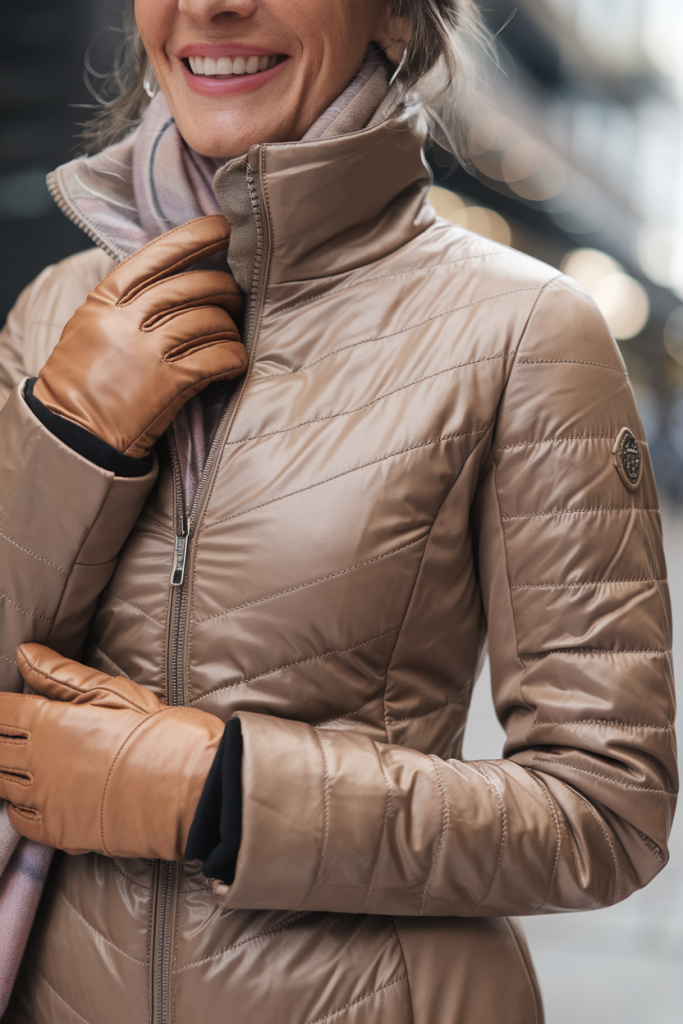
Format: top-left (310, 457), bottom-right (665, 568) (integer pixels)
top-left (171, 514), bottom-right (189, 587)
top-left (150, 151), bottom-right (271, 1024)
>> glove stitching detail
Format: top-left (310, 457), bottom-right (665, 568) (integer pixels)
top-left (8, 804), bottom-right (41, 821)
top-left (16, 652), bottom-right (152, 713)
top-left (100, 707), bottom-right (167, 857)
top-left (0, 767), bottom-right (33, 785)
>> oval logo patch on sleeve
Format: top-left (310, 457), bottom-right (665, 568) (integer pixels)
top-left (613, 427), bottom-right (642, 490)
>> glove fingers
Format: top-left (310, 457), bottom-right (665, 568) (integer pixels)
top-left (158, 308), bottom-right (246, 363)
top-left (100, 216), bottom-right (231, 304)
top-left (135, 270), bottom-right (243, 326)
top-left (0, 696), bottom-right (33, 803)
top-left (16, 645), bottom-right (162, 713)
top-left (124, 343), bottom-right (247, 457)
top-left (6, 803), bottom-right (43, 844)
top-left (165, 336), bottom-right (248, 380)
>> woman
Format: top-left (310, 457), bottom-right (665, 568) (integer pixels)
top-left (0, 0), bottom-right (676, 1021)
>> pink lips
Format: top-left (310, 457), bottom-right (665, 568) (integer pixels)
top-left (176, 41), bottom-right (289, 98)
top-left (177, 42), bottom-right (283, 59)
top-left (180, 54), bottom-right (289, 97)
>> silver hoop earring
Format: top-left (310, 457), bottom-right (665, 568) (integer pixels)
top-left (389, 45), bottom-right (408, 86)
top-left (144, 63), bottom-right (159, 99)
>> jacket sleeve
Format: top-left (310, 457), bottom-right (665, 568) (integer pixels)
top-left (215, 275), bottom-right (676, 917)
top-left (0, 260), bottom-right (157, 691)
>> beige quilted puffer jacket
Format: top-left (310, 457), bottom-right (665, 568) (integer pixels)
top-left (0, 115), bottom-right (677, 1024)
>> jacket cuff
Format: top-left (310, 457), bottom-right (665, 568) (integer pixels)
top-left (185, 718), bottom-right (243, 883)
top-left (24, 378), bottom-right (153, 478)
top-left (213, 711), bottom-right (329, 910)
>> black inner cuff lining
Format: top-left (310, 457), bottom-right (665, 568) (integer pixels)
top-left (24, 378), bottom-right (153, 478)
top-left (185, 717), bottom-right (243, 885)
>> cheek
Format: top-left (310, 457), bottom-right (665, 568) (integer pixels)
top-left (280, 0), bottom-right (377, 54)
top-left (134, 0), bottom-right (175, 55)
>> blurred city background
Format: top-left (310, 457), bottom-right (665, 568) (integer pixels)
top-left (0, 1), bottom-right (680, 1021)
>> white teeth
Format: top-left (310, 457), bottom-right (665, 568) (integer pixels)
top-left (188, 53), bottom-right (279, 76)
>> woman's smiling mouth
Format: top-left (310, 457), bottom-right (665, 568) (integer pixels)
top-left (177, 45), bottom-right (289, 96)
top-left (186, 54), bottom-right (282, 77)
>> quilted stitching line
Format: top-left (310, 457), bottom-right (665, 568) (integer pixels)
top-left (300, 726), bottom-right (332, 911)
top-left (511, 577), bottom-right (666, 590)
top-left (495, 434), bottom-right (626, 452)
top-left (188, 627), bottom-right (400, 704)
top-left (103, 588), bottom-right (165, 627)
top-left (528, 774), bottom-right (562, 914)
top-left (195, 536), bottom-right (428, 623)
top-left (177, 912), bottom-right (313, 971)
top-left (381, 428), bottom-right (493, 737)
top-left (471, 763), bottom-right (508, 914)
top-left (29, 955), bottom-right (94, 1024)
top-left (502, 507), bottom-right (659, 521)
top-left (532, 755), bottom-right (676, 794)
top-left (203, 430), bottom-right (484, 531)
top-left (419, 756), bottom-right (449, 914)
top-left (360, 743), bottom-right (393, 913)
top-left (306, 974), bottom-right (408, 1023)
top-left (386, 690), bottom-right (471, 727)
top-left (533, 719), bottom-right (673, 731)
top-left (314, 694), bottom-right (383, 727)
top-left (266, 247), bottom-right (508, 321)
top-left (87, 643), bottom-right (130, 679)
top-left (225, 362), bottom-right (502, 447)
top-left (515, 358), bottom-right (627, 373)
top-left (0, 590), bottom-right (52, 623)
top-left (58, 890), bottom-right (148, 965)
top-left (569, 786), bottom-right (621, 904)
top-left (259, 303), bottom-right (520, 380)
top-left (0, 530), bottom-right (69, 573)
top-left (521, 647), bottom-right (669, 660)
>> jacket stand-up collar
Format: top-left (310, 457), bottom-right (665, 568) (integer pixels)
top-left (47, 83), bottom-right (434, 304)
top-left (214, 120), bottom-right (434, 303)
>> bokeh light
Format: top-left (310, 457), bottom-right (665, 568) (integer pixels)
top-left (664, 306), bottom-right (683, 365)
top-left (429, 186), bottom-right (512, 247)
top-left (561, 248), bottom-right (650, 339)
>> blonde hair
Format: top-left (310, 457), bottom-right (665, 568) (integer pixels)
top-left (80, 0), bottom-right (492, 159)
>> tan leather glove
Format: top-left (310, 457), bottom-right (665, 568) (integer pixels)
top-left (0, 644), bottom-right (224, 860)
top-left (32, 215), bottom-right (247, 459)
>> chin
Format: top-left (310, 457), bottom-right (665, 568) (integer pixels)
top-left (178, 115), bottom-right (297, 159)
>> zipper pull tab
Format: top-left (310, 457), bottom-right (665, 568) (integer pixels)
top-left (171, 515), bottom-right (189, 588)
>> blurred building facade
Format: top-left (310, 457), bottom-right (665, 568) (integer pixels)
top-left (431, 0), bottom-right (683, 502)
top-left (0, 1), bottom-right (120, 326)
